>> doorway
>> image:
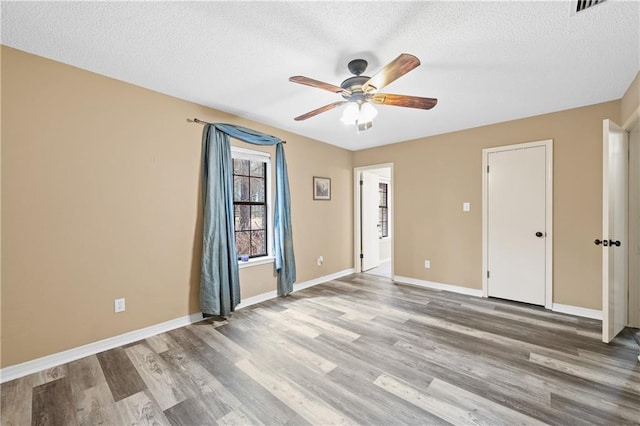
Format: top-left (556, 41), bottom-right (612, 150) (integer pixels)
top-left (482, 140), bottom-right (553, 309)
top-left (354, 164), bottom-right (393, 278)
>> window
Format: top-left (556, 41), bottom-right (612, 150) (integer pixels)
top-left (379, 182), bottom-right (388, 238)
top-left (231, 147), bottom-right (271, 260)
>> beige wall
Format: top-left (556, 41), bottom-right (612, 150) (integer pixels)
top-left (1, 46), bottom-right (352, 367)
top-left (354, 101), bottom-right (621, 310)
top-left (622, 71), bottom-right (640, 125)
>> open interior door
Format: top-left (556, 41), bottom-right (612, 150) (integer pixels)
top-left (602, 119), bottom-right (629, 343)
top-left (361, 171), bottom-right (380, 271)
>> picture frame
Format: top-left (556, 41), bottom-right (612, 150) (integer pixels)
top-left (313, 176), bottom-right (331, 200)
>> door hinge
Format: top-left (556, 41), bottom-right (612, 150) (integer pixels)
top-left (360, 253), bottom-right (364, 259)
top-left (487, 271), bottom-right (490, 278)
top-left (487, 165), bottom-right (490, 173)
top-left (360, 180), bottom-right (363, 186)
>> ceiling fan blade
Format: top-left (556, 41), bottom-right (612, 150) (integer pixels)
top-left (294, 101), bottom-right (347, 121)
top-left (289, 76), bottom-right (349, 94)
top-left (362, 54), bottom-right (420, 92)
top-left (371, 93), bottom-right (438, 110)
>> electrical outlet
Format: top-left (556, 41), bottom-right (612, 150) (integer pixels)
top-left (317, 256), bottom-right (324, 266)
top-left (424, 260), bottom-right (431, 269)
top-left (463, 202), bottom-right (470, 212)
top-left (114, 298), bottom-right (125, 313)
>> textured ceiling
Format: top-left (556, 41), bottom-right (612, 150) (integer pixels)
top-left (2, 1), bottom-right (639, 151)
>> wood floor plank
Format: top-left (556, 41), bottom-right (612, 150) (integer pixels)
top-left (31, 377), bottom-right (78, 426)
top-left (1, 376), bottom-right (33, 426)
top-left (125, 342), bottom-right (187, 411)
top-left (235, 357), bottom-right (354, 425)
top-left (146, 332), bottom-right (179, 354)
top-left (216, 409), bottom-right (264, 426)
top-left (160, 347), bottom-right (240, 421)
top-left (188, 322), bottom-right (252, 361)
top-left (32, 365), bottom-right (68, 387)
top-left (114, 390), bottom-right (170, 426)
top-left (252, 307), bottom-right (321, 338)
top-left (96, 347), bottom-right (146, 402)
top-left (73, 382), bottom-right (118, 425)
top-left (67, 355), bottom-right (106, 396)
top-left (163, 398), bottom-right (217, 426)
top-left (280, 307), bottom-right (361, 341)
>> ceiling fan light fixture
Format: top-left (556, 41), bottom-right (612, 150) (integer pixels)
top-left (341, 102), bottom-right (359, 124)
top-left (341, 101), bottom-right (377, 129)
top-left (359, 102), bottom-right (377, 123)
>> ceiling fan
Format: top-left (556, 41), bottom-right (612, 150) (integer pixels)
top-left (289, 53), bottom-right (437, 132)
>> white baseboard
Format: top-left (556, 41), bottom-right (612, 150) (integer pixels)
top-left (393, 275), bottom-right (484, 297)
top-left (0, 312), bottom-right (204, 384)
top-left (552, 303), bottom-right (603, 320)
top-left (236, 268), bottom-right (355, 310)
top-left (0, 268), bottom-right (354, 383)
top-left (394, 276), bottom-right (602, 321)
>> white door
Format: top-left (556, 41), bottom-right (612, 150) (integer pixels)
top-left (361, 171), bottom-right (380, 271)
top-left (487, 145), bottom-right (547, 305)
top-left (602, 119), bottom-right (628, 343)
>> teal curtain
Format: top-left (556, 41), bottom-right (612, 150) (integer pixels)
top-left (200, 123), bottom-right (296, 316)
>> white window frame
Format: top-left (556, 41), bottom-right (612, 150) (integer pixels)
top-left (231, 146), bottom-right (274, 268)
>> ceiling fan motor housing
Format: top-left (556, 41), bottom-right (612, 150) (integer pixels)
top-left (347, 59), bottom-right (368, 76)
top-left (342, 59), bottom-right (376, 102)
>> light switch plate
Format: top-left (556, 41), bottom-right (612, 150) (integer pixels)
top-left (463, 202), bottom-right (470, 212)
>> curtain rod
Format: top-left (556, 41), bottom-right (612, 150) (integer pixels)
top-left (189, 118), bottom-right (286, 143)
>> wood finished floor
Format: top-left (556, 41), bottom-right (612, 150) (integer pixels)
top-left (2, 274), bottom-right (640, 425)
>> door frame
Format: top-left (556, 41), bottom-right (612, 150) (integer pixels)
top-left (482, 139), bottom-right (554, 309)
top-left (602, 118), bottom-right (630, 343)
top-left (624, 107), bottom-right (640, 330)
top-left (353, 163), bottom-right (394, 275)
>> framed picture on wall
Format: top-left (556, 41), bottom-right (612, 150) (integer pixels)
top-left (313, 176), bottom-right (331, 200)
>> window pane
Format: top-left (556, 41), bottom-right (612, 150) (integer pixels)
top-left (379, 183), bottom-right (387, 207)
top-left (250, 230), bottom-right (266, 256)
top-left (251, 205), bottom-right (265, 230)
top-left (250, 161), bottom-right (264, 177)
top-left (235, 205), bottom-right (251, 231)
top-left (233, 159), bottom-right (249, 176)
top-left (235, 231), bottom-right (250, 257)
top-left (250, 177), bottom-right (265, 202)
top-left (234, 176), bottom-right (250, 201)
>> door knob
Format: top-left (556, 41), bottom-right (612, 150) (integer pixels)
top-left (609, 240), bottom-right (621, 247)
top-left (535, 232), bottom-right (544, 238)
top-left (594, 239), bottom-right (602, 245)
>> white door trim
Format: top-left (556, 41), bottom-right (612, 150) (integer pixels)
top-left (482, 140), bottom-right (554, 309)
top-left (353, 163), bottom-right (394, 276)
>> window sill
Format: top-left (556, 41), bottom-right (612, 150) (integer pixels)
top-left (238, 256), bottom-right (275, 269)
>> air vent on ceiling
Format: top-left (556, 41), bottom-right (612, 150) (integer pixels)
top-left (573, 0), bottom-right (606, 14)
